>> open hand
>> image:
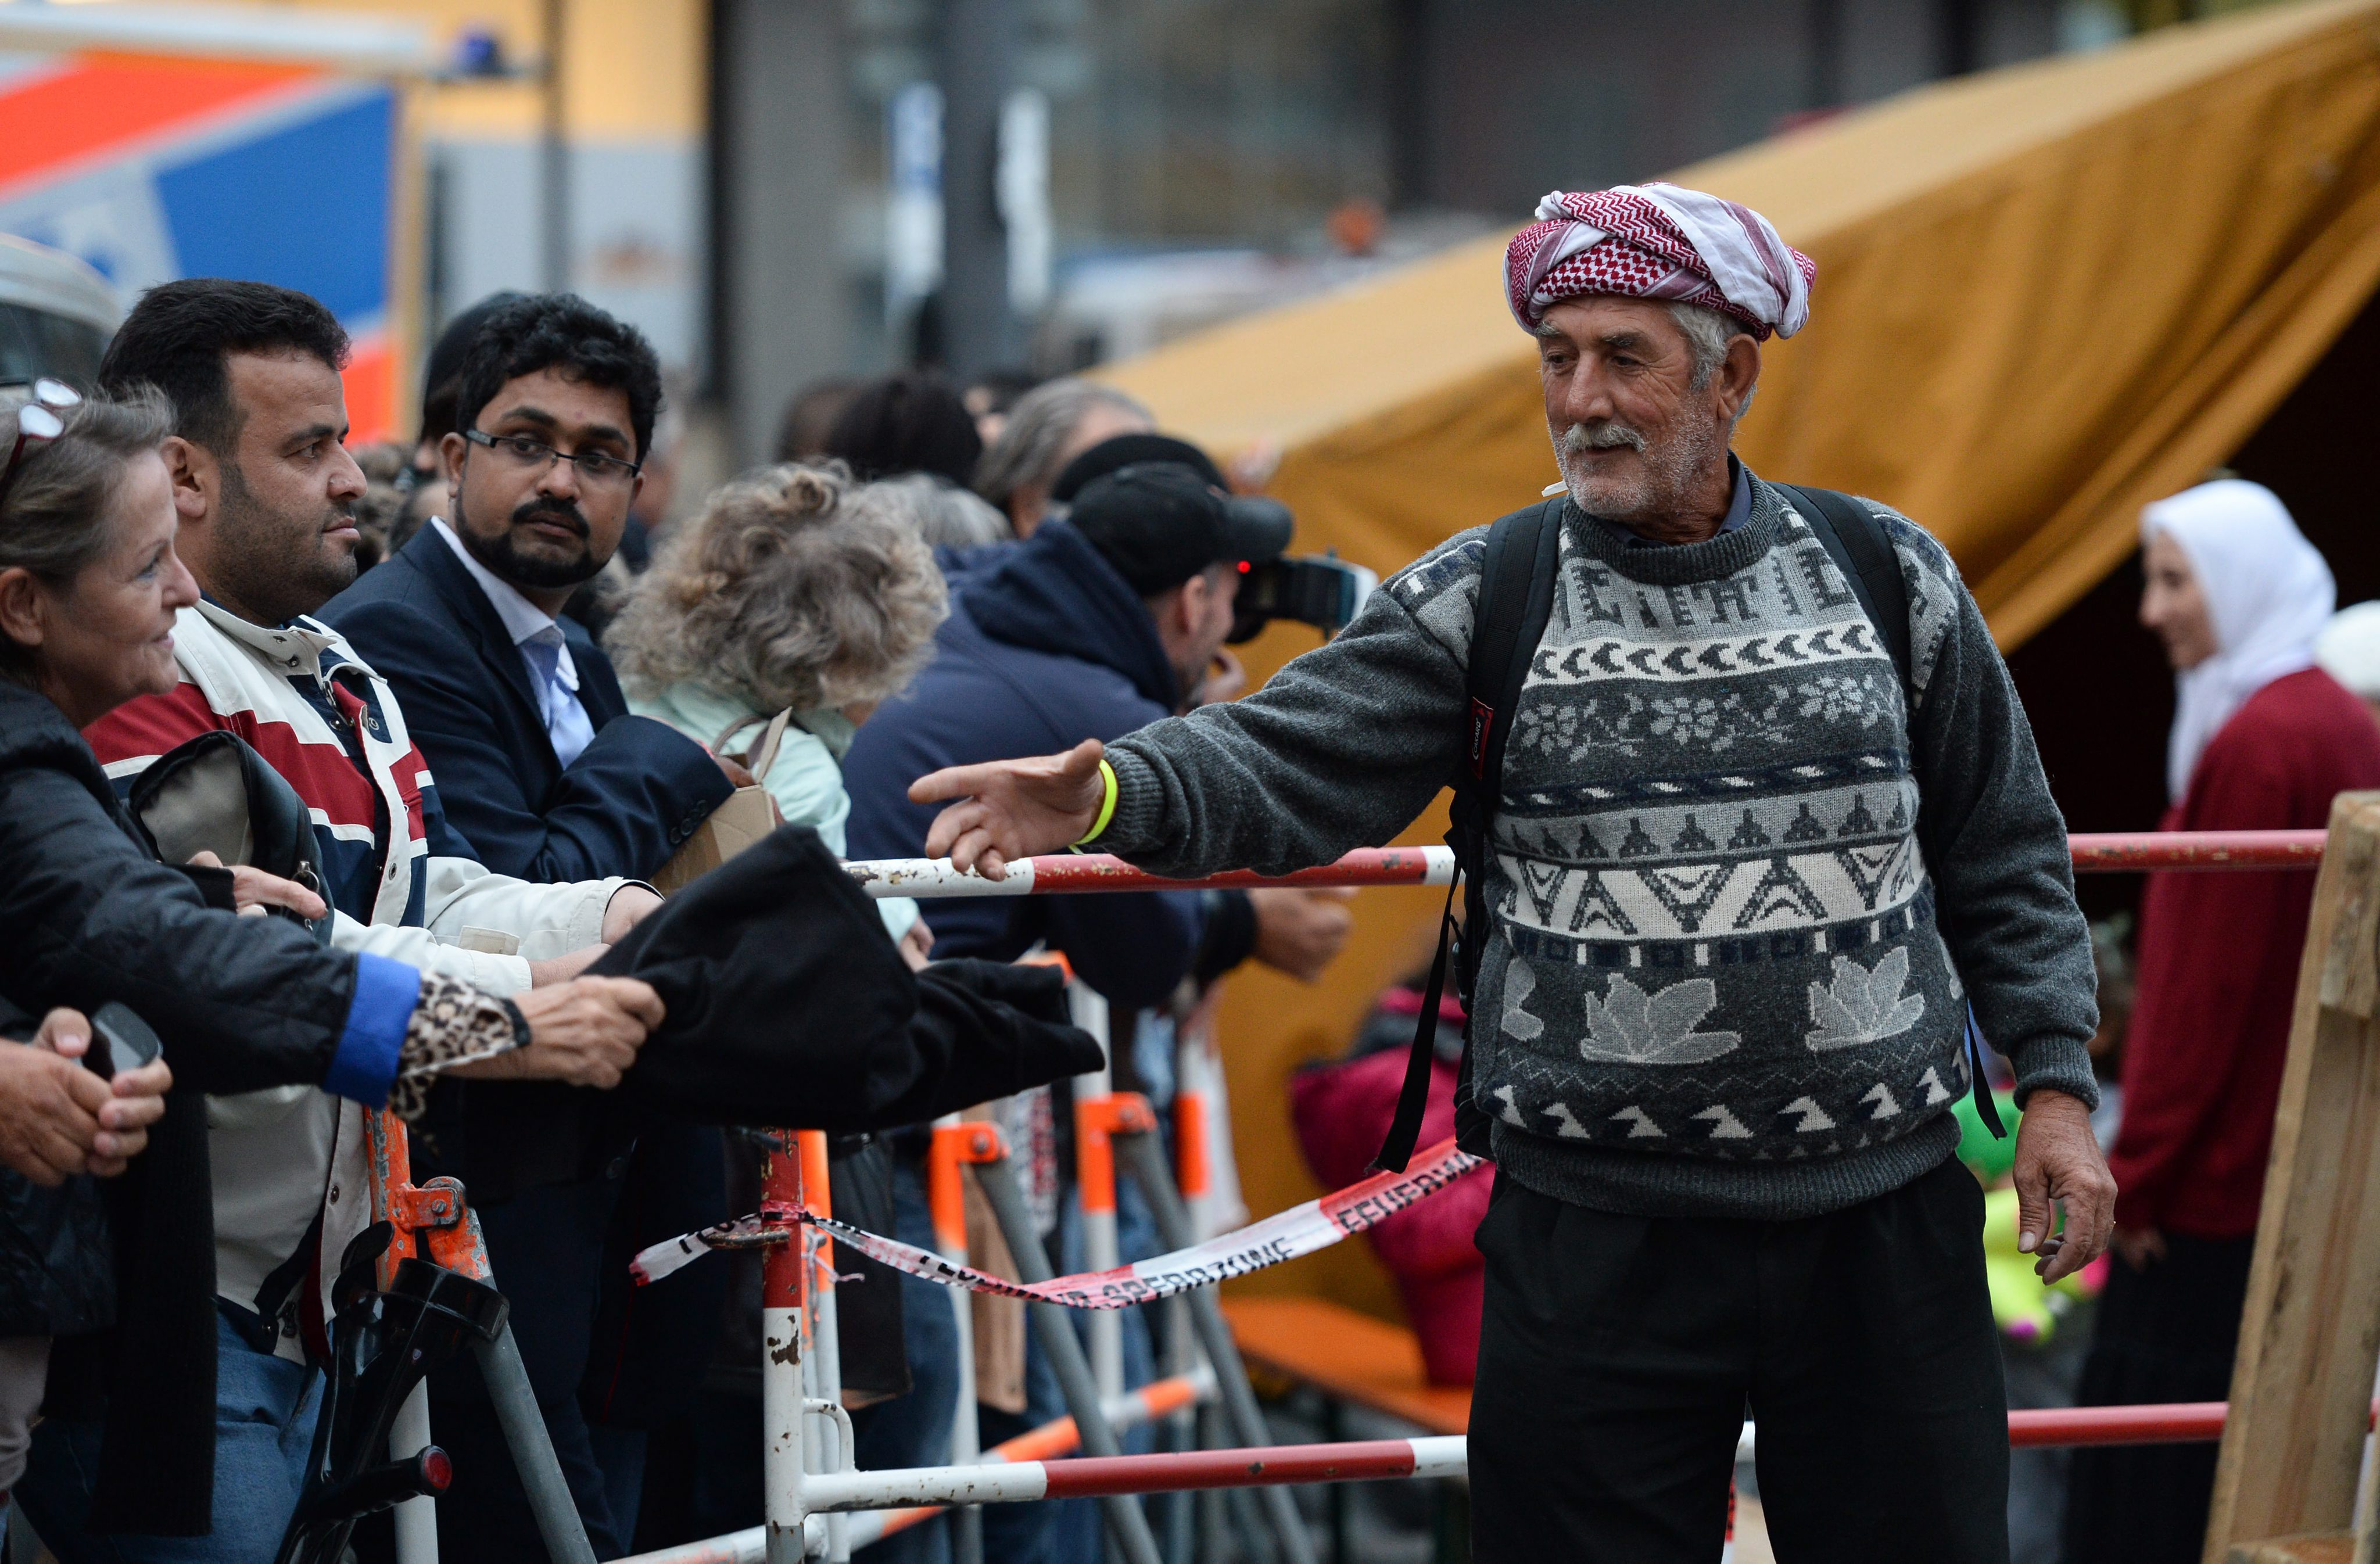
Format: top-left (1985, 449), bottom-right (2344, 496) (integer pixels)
top-left (913, 739), bottom-right (1108, 880)
top-left (2010, 1088), bottom-right (2116, 1283)
top-left (454, 976), bottom-right (664, 1090)
top-left (189, 849), bottom-right (327, 921)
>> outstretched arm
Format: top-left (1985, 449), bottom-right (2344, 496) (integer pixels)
top-left (915, 738), bottom-right (1109, 878)
top-left (916, 558), bottom-right (1476, 880)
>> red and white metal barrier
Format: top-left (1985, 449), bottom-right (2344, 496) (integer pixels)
top-left (844, 830), bottom-right (2329, 903)
top-left (640, 1396), bottom-right (2295, 1561)
top-left (622, 1369), bottom-right (1218, 1564)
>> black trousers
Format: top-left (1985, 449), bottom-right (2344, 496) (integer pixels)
top-left (1469, 1156), bottom-right (2010, 1563)
top-left (2062, 1232), bottom-right (2254, 1564)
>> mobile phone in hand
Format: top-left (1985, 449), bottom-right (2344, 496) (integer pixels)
top-left (88, 1002), bottom-right (162, 1081)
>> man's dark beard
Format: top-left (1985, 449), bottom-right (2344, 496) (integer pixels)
top-left (214, 460), bottom-right (359, 625)
top-left (454, 492), bottom-right (605, 591)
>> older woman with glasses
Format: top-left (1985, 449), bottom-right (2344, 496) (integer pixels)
top-left (0, 386), bottom-right (666, 1552)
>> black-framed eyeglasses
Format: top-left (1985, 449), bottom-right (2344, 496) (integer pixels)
top-left (0, 378), bottom-right (81, 511)
top-left (463, 427), bottom-right (641, 487)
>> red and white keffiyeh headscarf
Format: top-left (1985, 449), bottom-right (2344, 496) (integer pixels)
top-left (1504, 182), bottom-right (1816, 340)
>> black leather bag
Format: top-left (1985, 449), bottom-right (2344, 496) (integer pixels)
top-left (126, 730), bottom-right (333, 945)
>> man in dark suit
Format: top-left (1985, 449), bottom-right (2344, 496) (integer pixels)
top-left (324, 295), bottom-right (734, 883)
top-left (323, 294), bottom-right (733, 1560)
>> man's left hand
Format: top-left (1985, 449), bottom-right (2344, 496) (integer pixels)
top-left (2010, 1088), bottom-right (2116, 1283)
top-left (600, 885), bottom-right (664, 944)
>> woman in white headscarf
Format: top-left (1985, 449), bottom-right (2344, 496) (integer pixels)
top-left (2067, 480), bottom-right (2380, 1564)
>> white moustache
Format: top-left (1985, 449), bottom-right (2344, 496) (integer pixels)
top-left (1560, 421), bottom-right (1647, 455)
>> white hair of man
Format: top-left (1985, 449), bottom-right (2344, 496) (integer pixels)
top-left (974, 377), bottom-right (1154, 507)
top-left (866, 471), bottom-right (1015, 549)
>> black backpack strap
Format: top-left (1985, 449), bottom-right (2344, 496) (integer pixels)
top-left (1372, 498), bottom-right (1562, 1173)
top-left (1783, 485), bottom-right (2006, 1140)
top-left (1783, 483), bottom-right (1911, 696)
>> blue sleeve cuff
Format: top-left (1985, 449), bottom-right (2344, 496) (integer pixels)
top-left (324, 953), bottom-right (421, 1105)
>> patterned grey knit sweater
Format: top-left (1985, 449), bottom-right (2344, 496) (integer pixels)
top-left (1102, 472), bottom-right (2098, 1221)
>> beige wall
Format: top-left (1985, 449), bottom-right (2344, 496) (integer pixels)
top-left (273, 0), bottom-right (707, 137)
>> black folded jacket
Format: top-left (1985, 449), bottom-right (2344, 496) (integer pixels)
top-left (590, 825), bottom-right (1101, 1128)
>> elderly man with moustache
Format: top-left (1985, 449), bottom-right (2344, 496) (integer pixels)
top-left (907, 184), bottom-right (2116, 1562)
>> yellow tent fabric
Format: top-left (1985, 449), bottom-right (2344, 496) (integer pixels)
top-left (1096, 0), bottom-right (2380, 1312)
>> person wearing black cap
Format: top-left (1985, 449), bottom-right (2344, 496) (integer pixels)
top-left (841, 433), bottom-right (1353, 1559)
top-left (847, 433), bottom-right (1348, 1004)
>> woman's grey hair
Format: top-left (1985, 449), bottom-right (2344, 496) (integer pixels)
top-left (605, 460), bottom-right (950, 716)
top-left (866, 472), bottom-right (1013, 549)
top-left (974, 378), bottom-right (1153, 506)
top-left (0, 388), bottom-right (175, 683)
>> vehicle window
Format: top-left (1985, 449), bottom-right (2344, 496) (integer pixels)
top-left (0, 304), bottom-right (106, 387)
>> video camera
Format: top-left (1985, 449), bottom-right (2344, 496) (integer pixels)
top-left (1228, 546), bottom-right (1378, 644)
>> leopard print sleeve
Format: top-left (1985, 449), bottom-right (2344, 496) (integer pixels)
top-left (388, 970), bottom-right (529, 1121)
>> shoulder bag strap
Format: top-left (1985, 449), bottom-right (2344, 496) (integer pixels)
top-left (1372, 497), bottom-right (1564, 1172)
top-left (745, 708), bottom-right (796, 782)
top-left (1783, 483), bottom-right (1912, 697)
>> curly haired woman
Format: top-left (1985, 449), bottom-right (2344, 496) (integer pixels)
top-left (607, 461), bottom-right (947, 959)
top-left (606, 462), bottom-right (956, 1538)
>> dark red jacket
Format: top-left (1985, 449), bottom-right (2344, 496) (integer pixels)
top-left (2112, 668), bottom-right (2380, 1238)
top-left (1291, 1046), bottom-right (1490, 1386)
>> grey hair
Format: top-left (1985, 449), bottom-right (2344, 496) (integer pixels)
top-left (865, 472), bottom-right (1014, 549)
top-left (0, 388), bottom-right (176, 686)
top-left (1669, 303), bottom-right (1758, 425)
top-left (974, 377), bottom-right (1153, 506)
top-left (1535, 301), bottom-right (1757, 423)
top-left (605, 460), bottom-right (950, 716)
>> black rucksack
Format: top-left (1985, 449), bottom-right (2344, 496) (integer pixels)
top-left (1369, 485), bottom-right (2004, 1173)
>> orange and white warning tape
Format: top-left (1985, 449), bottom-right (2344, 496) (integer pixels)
top-left (632, 1133), bottom-right (1484, 1306)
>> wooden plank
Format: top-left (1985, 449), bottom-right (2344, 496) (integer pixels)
top-left (2203, 792), bottom-right (2380, 1561)
top-left (1218, 1295), bottom-right (1473, 1436)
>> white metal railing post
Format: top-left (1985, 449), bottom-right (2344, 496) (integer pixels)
top-left (761, 1135), bottom-right (809, 1563)
top-left (795, 1133), bottom-right (850, 1563)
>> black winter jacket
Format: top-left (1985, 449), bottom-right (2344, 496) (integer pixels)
top-left (0, 993), bottom-right (112, 1345)
top-left (0, 679), bottom-right (381, 1536)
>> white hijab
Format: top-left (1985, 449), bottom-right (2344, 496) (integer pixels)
top-left (2142, 480), bottom-right (2334, 802)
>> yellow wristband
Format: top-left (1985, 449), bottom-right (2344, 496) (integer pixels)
top-left (1072, 759), bottom-right (1119, 848)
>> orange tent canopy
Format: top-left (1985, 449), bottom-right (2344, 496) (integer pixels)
top-left (1105, 0), bottom-right (2380, 649)
top-left (1091, 0), bottom-right (2380, 1314)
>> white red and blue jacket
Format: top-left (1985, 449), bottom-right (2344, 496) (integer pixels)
top-left (85, 598), bottom-right (626, 1353)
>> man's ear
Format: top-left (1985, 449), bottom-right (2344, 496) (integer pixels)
top-left (1008, 483), bottom-right (1049, 538)
top-left (0, 566), bottom-right (47, 651)
top-left (159, 436), bottom-right (214, 523)
top-left (1142, 580), bottom-right (1190, 640)
top-left (1714, 335), bottom-right (1762, 425)
top-left (440, 431), bottom-right (468, 486)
